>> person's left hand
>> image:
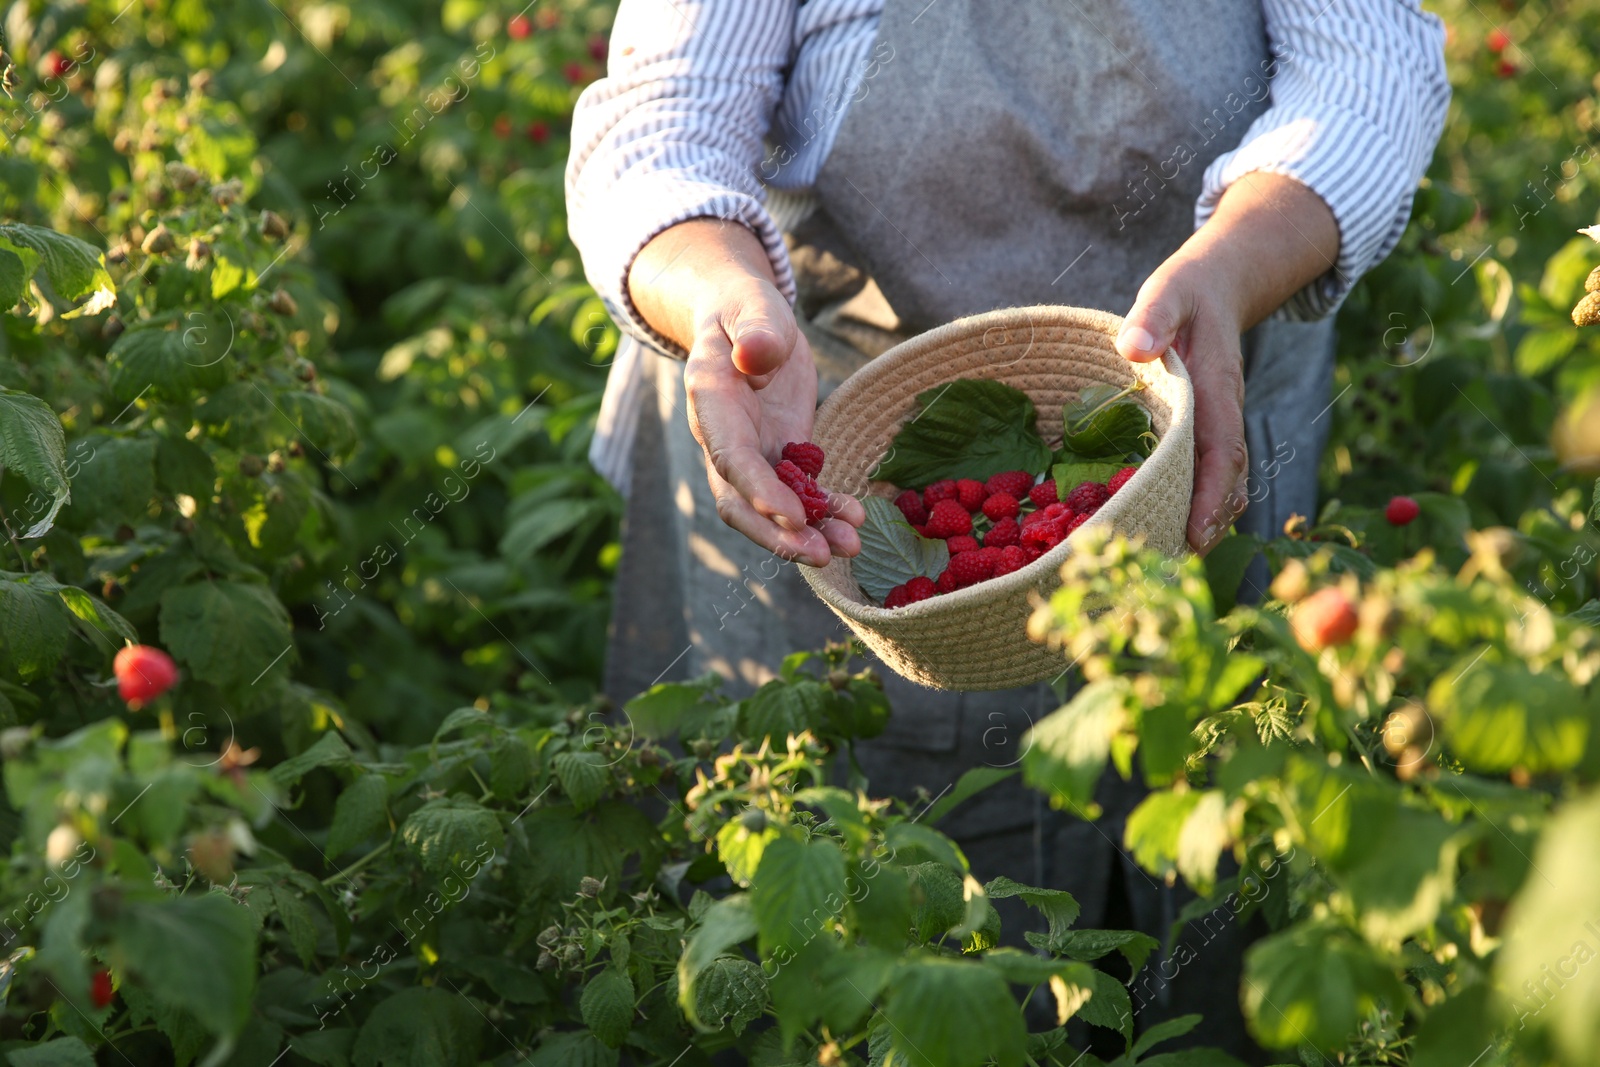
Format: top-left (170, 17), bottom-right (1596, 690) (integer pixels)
top-left (1115, 253), bottom-right (1249, 556)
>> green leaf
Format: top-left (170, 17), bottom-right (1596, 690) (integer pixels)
top-left (1340, 806), bottom-right (1463, 945)
top-left (580, 967), bottom-right (634, 1048)
top-left (1138, 1050), bottom-right (1248, 1067)
top-left (279, 391), bottom-right (358, 455)
top-left (0, 235), bottom-right (41, 310)
top-left (111, 895), bottom-right (257, 1037)
top-left (1284, 756), bottom-right (1397, 872)
top-left (266, 883), bottom-right (319, 967)
top-left (159, 580), bottom-right (294, 689)
top-left (871, 379), bottom-right (1052, 487)
top-left (1176, 790), bottom-right (1231, 894)
top-left (1497, 790), bottom-right (1600, 1064)
top-left (922, 766), bottom-right (1018, 826)
top-left (739, 679), bottom-right (828, 742)
top-left (1408, 984), bottom-right (1494, 1067)
top-left (0, 576), bottom-right (72, 681)
top-left (1132, 1015), bottom-right (1202, 1058)
top-left (155, 435), bottom-right (216, 500)
top-left (0, 223), bottom-right (114, 311)
top-left (1052, 929), bottom-right (1160, 976)
top-left (54, 586), bottom-right (137, 643)
top-left (750, 835), bottom-right (847, 955)
top-left (622, 678), bottom-right (720, 739)
top-left (1515, 327), bottom-right (1577, 375)
top-left (692, 957), bottom-right (768, 1036)
top-left (529, 1032), bottom-right (617, 1067)
top-left (1202, 533), bottom-right (1262, 615)
top-left (107, 321), bottom-right (233, 401)
top-left (351, 988), bottom-right (484, 1067)
top-left (907, 862), bottom-right (968, 943)
top-left (680, 896), bottom-right (761, 1015)
top-left (985, 875), bottom-right (1081, 946)
top-left (268, 731), bottom-right (353, 787)
top-left (6, 1037), bottom-right (96, 1067)
top-left (63, 435), bottom-right (156, 526)
top-left (1242, 921), bottom-right (1404, 1051)
top-left (847, 861), bottom-right (913, 950)
top-left (852, 497), bottom-right (950, 602)
top-left (1021, 678), bottom-right (1133, 817)
top-left (717, 817), bottom-right (780, 886)
top-left (327, 772), bottom-right (389, 856)
top-left (399, 796), bottom-right (504, 878)
top-left (1428, 651), bottom-right (1588, 772)
top-left (1052, 457), bottom-right (1129, 501)
top-left (0, 390), bottom-right (69, 538)
top-left (1077, 969), bottom-right (1134, 1039)
top-left (883, 957), bottom-right (1026, 1067)
top-left (1061, 384), bottom-right (1153, 458)
top-left (1125, 790), bottom-right (1201, 880)
top-left (552, 751), bottom-right (609, 813)
top-left (500, 498), bottom-right (601, 562)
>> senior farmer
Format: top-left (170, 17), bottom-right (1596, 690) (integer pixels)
top-left (567, 1), bottom-right (1447, 1056)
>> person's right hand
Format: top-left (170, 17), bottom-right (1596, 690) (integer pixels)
top-left (628, 219), bottom-right (864, 568)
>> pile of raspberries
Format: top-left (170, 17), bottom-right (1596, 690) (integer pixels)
top-left (881, 465), bottom-right (1138, 608)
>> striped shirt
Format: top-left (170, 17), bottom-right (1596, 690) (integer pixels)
top-left (566, 0), bottom-right (1450, 488)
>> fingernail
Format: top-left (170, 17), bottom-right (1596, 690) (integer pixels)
top-left (1118, 325), bottom-right (1155, 353)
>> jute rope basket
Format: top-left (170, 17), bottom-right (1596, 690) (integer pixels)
top-left (803, 305), bottom-right (1194, 690)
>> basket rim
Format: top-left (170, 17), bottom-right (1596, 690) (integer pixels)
top-left (806, 304), bottom-right (1194, 620)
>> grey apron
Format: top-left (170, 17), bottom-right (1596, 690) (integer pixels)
top-left (606, 2), bottom-right (1334, 1060)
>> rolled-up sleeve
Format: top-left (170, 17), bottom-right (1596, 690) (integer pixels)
top-left (565, 1), bottom-right (797, 354)
top-left (1195, 0), bottom-right (1451, 319)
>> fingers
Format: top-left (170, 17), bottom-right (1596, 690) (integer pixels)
top-left (1117, 274), bottom-right (1195, 364)
top-left (707, 469), bottom-right (835, 567)
top-left (1183, 330), bottom-right (1249, 555)
top-left (726, 284), bottom-right (800, 379)
top-left (686, 353), bottom-right (809, 532)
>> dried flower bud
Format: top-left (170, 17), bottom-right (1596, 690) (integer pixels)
top-left (1574, 291), bottom-right (1600, 327)
top-left (259, 210), bottom-right (290, 240)
top-left (267, 288), bottom-right (298, 316)
top-left (139, 223), bottom-right (174, 255)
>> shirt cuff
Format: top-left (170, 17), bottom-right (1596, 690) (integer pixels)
top-left (584, 175), bottom-right (797, 358)
top-left (1195, 99), bottom-right (1415, 321)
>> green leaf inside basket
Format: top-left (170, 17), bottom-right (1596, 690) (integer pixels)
top-left (870, 379), bottom-right (1052, 488)
top-left (853, 497), bottom-right (949, 603)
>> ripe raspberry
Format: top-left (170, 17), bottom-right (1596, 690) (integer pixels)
top-left (91, 968), bottom-right (114, 1009)
top-left (982, 492), bottom-right (1019, 521)
top-left (986, 470), bottom-right (1034, 499)
top-left (508, 13), bottom-right (533, 38)
top-left (1063, 512), bottom-right (1089, 536)
top-left (955, 479), bottom-right (988, 512)
top-left (895, 489), bottom-right (929, 526)
top-left (924, 480), bottom-right (959, 509)
top-left (1292, 587), bottom-right (1359, 651)
top-left (1108, 466), bottom-right (1138, 494)
top-left (1022, 543), bottom-right (1045, 562)
top-left (924, 499), bottom-right (972, 538)
top-left (884, 584), bottom-right (912, 609)
top-left (1021, 520), bottom-right (1063, 551)
top-left (1385, 495), bottom-right (1420, 526)
top-left (947, 550), bottom-right (994, 587)
top-left (936, 568), bottom-right (960, 594)
top-left (781, 441), bottom-right (825, 478)
top-left (946, 535), bottom-right (981, 555)
top-left (114, 645), bottom-right (179, 705)
top-left (1064, 481), bottom-right (1111, 514)
top-left (1487, 27), bottom-right (1509, 52)
top-left (774, 460), bottom-right (829, 523)
top-left (904, 576), bottom-right (937, 603)
top-left (1028, 481), bottom-right (1059, 508)
top-left (992, 545), bottom-right (1030, 577)
top-left (985, 517), bottom-right (1021, 548)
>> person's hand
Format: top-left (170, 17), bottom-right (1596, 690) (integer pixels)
top-left (628, 218), bottom-right (865, 568)
top-left (681, 279), bottom-right (865, 567)
top-left (1116, 256), bottom-right (1248, 555)
top-left (1113, 172), bottom-right (1342, 556)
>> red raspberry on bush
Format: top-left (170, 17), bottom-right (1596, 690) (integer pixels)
top-left (527, 121), bottom-right (550, 145)
top-left (1028, 480), bottom-right (1059, 508)
top-left (924, 480), bottom-right (959, 509)
top-left (982, 492), bottom-right (1019, 521)
top-left (781, 441), bottom-right (825, 478)
top-left (1064, 481), bottom-right (1110, 514)
top-left (114, 645), bottom-right (179, 705)
top-left (1385, 495), bottom-right (1420, 526)
top-left (955, 479), bottom-right (988, 512)
top-left (42, 52), bottom-right (72, 79)
top-left (986, 470), bottom-right (1034, 499)
top-left (946, 534), bottom-right (981, 555)
top-left (774, 460), bottom-right (830, 523)
top-left (1292, 587), bottom-right (1359, 651)
top-left (925, 499), bottom-right (972, 538)
top-left (992, 545), bottom-right (1030, 577)
top-left (985, 517), bottom-right (1020, 548)
top-left (91, 968), bottom-right (114, 1009)
top-left (1108, 466), bottom-right (1138, 494)
top-left (508, 14), bottom-right (533, 38)
top-left (1487, 27), bottom-right (1509, 52)
top-left (588, 34), bottom-right (609, 62)
top-left (895, 489), bottom-right (929, 526)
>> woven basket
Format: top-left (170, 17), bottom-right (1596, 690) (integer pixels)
top-left (803, 305), bottom-right (1194, 690)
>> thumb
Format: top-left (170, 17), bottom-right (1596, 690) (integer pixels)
top-left (1117, 278), bottom-right (1192, 364)
top-left (727, 286), bottom-right (799, 378)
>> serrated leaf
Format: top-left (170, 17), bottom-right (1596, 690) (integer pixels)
top-left (154, 435), bottom-right (215, 500)
top-left (351, 988), bottom-right (484, 1067)
top-left (883, 958), bottom-right (1026, 1067)
top-left (680, 896), bottom-right (761, 1014)
top-left (108, 320), bottom-right (234, 401)
top-left (1429, 651), bottom-right (1588, 772)
top-left (739, 678), bottom-right (829, 742)
top-left (529, 1032), bottom-right (617, 1067)
top-left (1052, 929), bottom-right (1159, 976)
top-left (267, 883), bottom-right (319, 967)
top-left (111, 895), bottom-right (257, 1037)
top-left (750, 835), bottom-right (847, 955)
top-left (63, 435), bottom-right (156, 526)
top-left (717, 818), bottom-right (780, 886)
top-left (0, 236), bottom-right (42, 310)
top-left (327, 772), bottom-right (389, 856)
top-left (0, 223), bottom-right (114, 310)
top-left (580, 967), bottom-right (634, 1048)
top-left (907, 861), bottom-right (967, 943)
top-left (1340, 806), bottom-right (1462, 946)
top-left (1061, 385), bottom-right (1153, 458)
top-left (1408, 984), bottom-right (1493, 1067)
top-left (279, 391), bottom-right (358, 455)
top-left (1125, 790), bottom-right (1201, 880)
top-left (852, 496), bottom-right (949, 602)
top-left (1021, 678), bottom-right (1133, 816)
top-left (5, 1037), bottom-right (96, 1067)
top-left (552, 751), bottom-right (609, 812)
top-left (269, 731), bottom-right (352, 787)
top-left (984, 875), bottom-right (1081, 946)
top-left (159, 580), bottom-right (294, 688)
top-left (1242, 921), bottom-right (1404, 1051)
top-left (693, 956), bottom-right (767, 1035)
top-left (871, 379), bottom-right (1052, 487)
top-left (0, 576), bottom-right (71, 681)
top-left (0, 390), bottom-right (69, 538)
top-left (1077, 969), bottom-right (1134, 1038)
top-left (54, 586), bottom-right (137, 642)
top-left (400, 796), bottom-right (504, 878)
